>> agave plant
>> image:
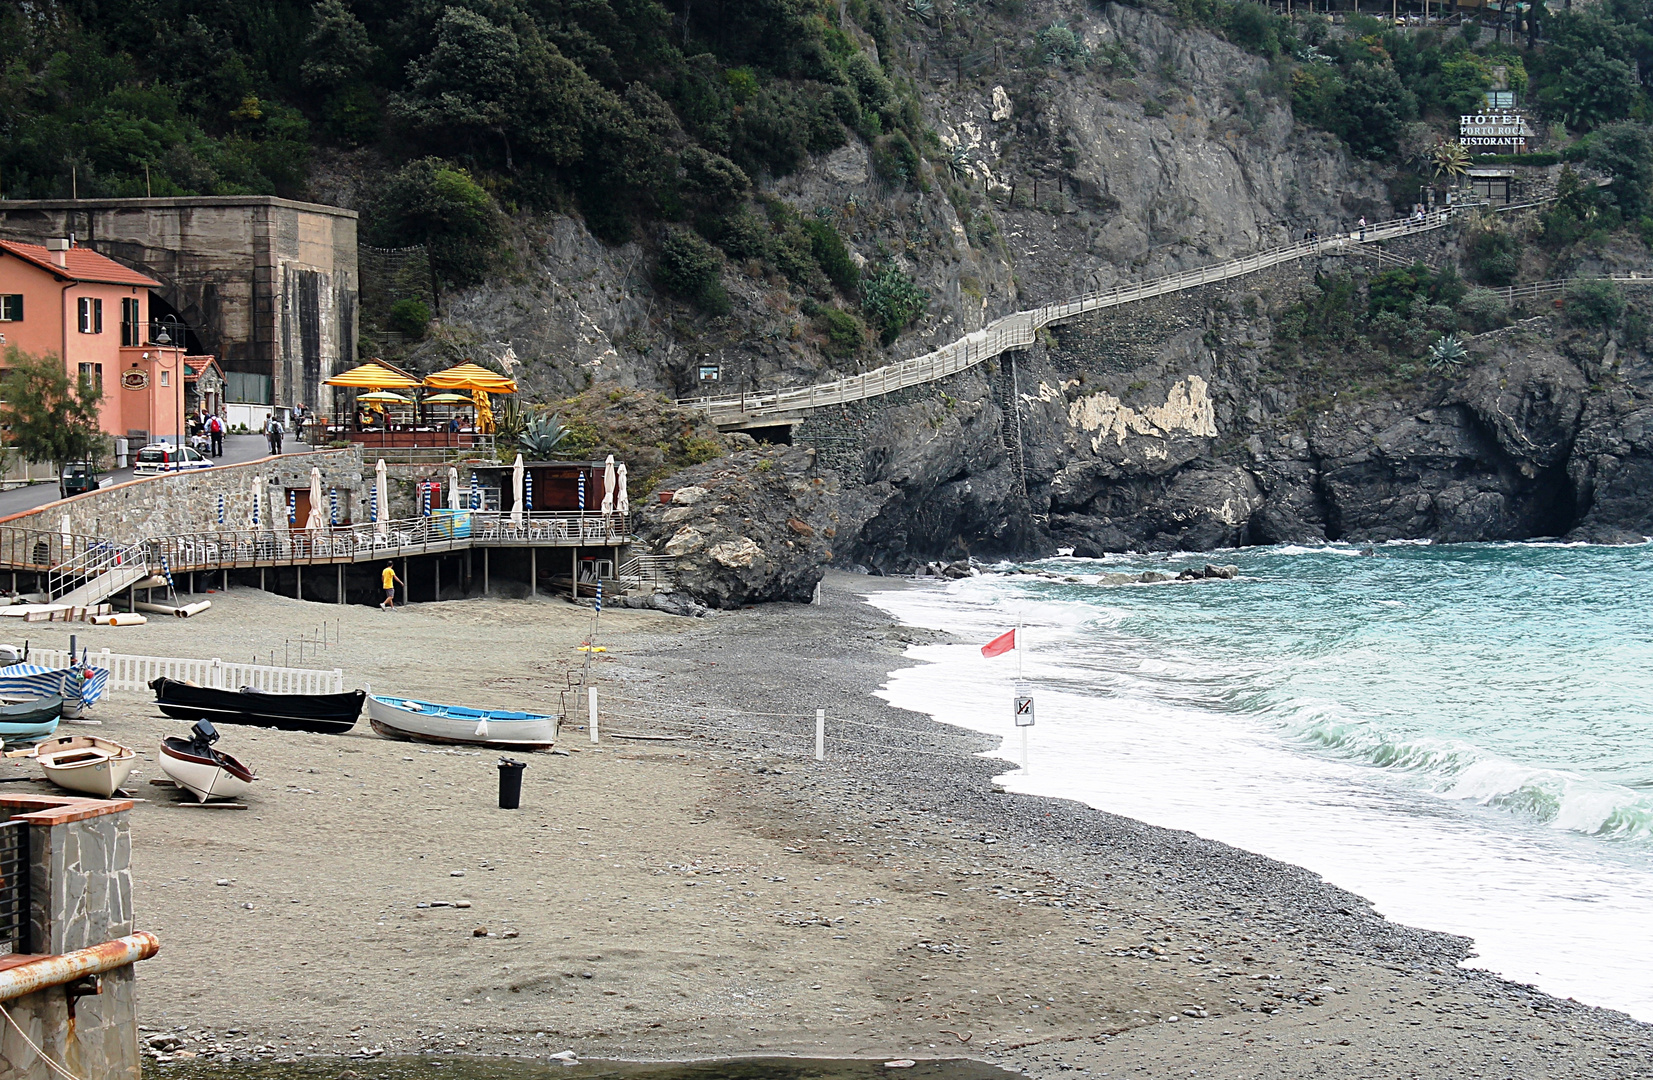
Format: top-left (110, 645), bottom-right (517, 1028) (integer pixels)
top-left (519, 414), bottom-right (571, 459)
top-left (906, 0), bottom-right (933, 21)
top-left (1427, 334), bottom-right (1469, 371)
top-left (1430, 140), bottom-right (1470, 182)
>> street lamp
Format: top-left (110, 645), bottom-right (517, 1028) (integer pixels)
top-left (152, 315), bottom-right (186, 464)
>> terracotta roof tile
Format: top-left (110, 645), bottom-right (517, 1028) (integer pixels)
top-left (0, 240), bottom-right (161, 288)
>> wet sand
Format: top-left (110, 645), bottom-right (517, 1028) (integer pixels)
top-left (8, 575), bottom-right (1651, 1078)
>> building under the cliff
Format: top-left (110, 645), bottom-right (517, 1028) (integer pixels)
top-left (0, 196), bottom-right (358, 418)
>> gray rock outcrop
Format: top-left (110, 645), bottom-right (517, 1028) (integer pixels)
top-left (634, 448), bottom-right (839, 608)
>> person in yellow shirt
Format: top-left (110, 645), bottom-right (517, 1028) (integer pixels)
top-left (380, 562), bottom-right (405, 610)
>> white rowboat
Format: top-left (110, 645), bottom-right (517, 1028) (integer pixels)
top-left (367, 694), bottom-right (558, 750)
top-left (6, 735), bottom-right (137, 797)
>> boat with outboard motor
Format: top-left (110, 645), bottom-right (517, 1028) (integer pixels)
top-left (158, 719), bottom-right (257, 802)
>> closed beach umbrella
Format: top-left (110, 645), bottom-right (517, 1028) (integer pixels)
top-left (577, 471), bottom-right (586, 511)
top-left (448, 467), bottom-right (461, 511)
top-left (510, 454), bottom-right (525, 524)
top-left (274, 488), bottom-right (290, 532)
top-left (252, 488), bottom-right (260, 527)
top-left (330, 487), bottom-right (339, 525)
top-left (615, 463), bottom-right (629, 515)
top-left (470, 470), bottom-right (479, 510)
top-left (306, 467), bottom-right (325, 531)
top-left (524, 468), bottom-right (533, 514)
top-left (375, 458), bottom-right (390, 539)
top-left (60, 515), bottom-right (71, 558)
top-left (600, 455), bottom-right (616, 514)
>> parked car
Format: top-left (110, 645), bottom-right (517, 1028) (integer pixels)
top-left (58, 460), bottom-right (104, 498)
top-left (132, 444), bottom-right (213, 476)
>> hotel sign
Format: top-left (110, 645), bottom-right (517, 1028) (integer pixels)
top-left (1459, 113), bottom-right (1531, 151)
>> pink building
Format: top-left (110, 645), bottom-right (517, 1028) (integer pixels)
top-left (0, 238), bottom-right (194, 445)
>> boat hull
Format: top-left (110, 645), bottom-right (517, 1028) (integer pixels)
top-left (26, 736), bottom-right (137, 797)
top-left (0, 666), bottom-right (108, 717)
top-left (149, 678), bottom-right (364, 735)
top-left (158, 739), bottom-right (256, 803)
top-left (367, 695), bottom-right (557, 749)
top-left (0, 696), bottom-right (64, 746)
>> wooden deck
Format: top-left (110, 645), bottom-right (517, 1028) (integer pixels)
top-left (0, 511), bottom-right (632, 577)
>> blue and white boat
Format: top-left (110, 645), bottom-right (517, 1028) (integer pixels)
top-left (0, 696), bottom-right (64, 745)
top-left (367, 694), bottom-right (558, 749)
top-left (0, 664), bottom-right (111, 719)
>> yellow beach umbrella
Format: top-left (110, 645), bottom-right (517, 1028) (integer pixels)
top-left (357, 390), bottom-right (413, 403)
top-left (422, 392), bottom-right (475, 405)
top-left (324, 362), bottom-right (422, 389)
top-left (423, 362), bottom-right (517, 433)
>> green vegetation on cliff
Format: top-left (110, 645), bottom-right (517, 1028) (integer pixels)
top-left (0, 0), bottom-right (920, 252)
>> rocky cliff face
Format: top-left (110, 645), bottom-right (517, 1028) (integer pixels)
top-left (816, 259), bottom-right (1653, 571)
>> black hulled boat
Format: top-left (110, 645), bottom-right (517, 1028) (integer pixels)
top-left (149, 678), bottom-right (365, 735)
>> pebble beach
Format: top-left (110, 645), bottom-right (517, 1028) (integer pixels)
top-left (7, 573), bottom-right (1652, 1078)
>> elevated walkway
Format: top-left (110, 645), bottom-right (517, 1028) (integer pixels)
top-left (679, 210), bottom-right (1462, 429)
top-left (0, 511), bottom-right (633, 578)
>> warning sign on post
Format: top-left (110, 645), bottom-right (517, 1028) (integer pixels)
top-left (1014, 694), bottom-right (1035, 727)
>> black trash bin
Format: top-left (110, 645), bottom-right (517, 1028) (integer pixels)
top-left (497, 758), bottom-right (526, 809)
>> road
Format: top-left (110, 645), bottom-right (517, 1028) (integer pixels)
top-left (0, 434), bottom-right (315, 521)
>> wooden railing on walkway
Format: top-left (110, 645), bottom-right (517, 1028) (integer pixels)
top-left (677, 210), bottom-right (1461, 426)
top-left (0, 511), bottom-right (632, 576)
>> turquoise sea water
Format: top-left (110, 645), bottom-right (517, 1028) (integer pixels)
top-left (869, 543), bottom-right (1653, 1020)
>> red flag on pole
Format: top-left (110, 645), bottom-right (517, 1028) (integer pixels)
top-left (981, 629), bottom-right (1016, 658)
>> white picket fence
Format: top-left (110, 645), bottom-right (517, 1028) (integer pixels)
top-left (30, 648), bottom-right (345, 695)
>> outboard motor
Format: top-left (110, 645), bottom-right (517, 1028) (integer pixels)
top-left (189, 719), bottom-right (221, 749)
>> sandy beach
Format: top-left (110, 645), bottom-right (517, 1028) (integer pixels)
top-left (6, 574), bottom-right (1651, 1078)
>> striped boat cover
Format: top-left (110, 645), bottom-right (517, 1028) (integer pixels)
top-left (0, 664), bottom-right (112, 707)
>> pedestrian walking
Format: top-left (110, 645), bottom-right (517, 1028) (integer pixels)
top-left (207, 413), bottom-right (224, 456)
top-left (380, 562), bottom-right (406, 610)
top-left (1357, 215), bottom-right (1367, 241)
top-left (266, 415), bottom-right (285, 455)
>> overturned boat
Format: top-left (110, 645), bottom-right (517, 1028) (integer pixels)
top-left (7, 734), bottom-right (136, 797)
top-left (149, 678), bottom-right (364, 735)
top-left (367, 694), bottom-right (558, 750)
top-left (158, 719), bottom-right (257, 803)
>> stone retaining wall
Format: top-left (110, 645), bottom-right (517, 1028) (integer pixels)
top-left (0, 448), bottom-right (367, 541)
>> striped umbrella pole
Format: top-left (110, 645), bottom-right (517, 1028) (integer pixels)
top-left (471, 471), bottom-right (479, 509)
top-left (369, 484), bottom-right (377, 522)
top-left (288, 489), bottom-right (297, 524)
top-left (524, 470), bottom-right (533, 514)
top-left (595, 577), bottom-right (602, 614)
top-left (330, 487), bottom-right (339, 525)
top-left (217, 494), bottom-right (225, 525)
top-left (578, 472), bottom-right (586, 511)
top-left (422, 483), bottom-right (431, 516)
top-left (252, 490), bottom-right (260, 526)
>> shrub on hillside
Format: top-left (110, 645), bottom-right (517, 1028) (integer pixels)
top-left (657, 227), bottom-right (730, 315)
top-left (1463, 222), bottom-right (1521, 286)
top-left (861, 263), bottom-right (929, 344)
top-left (817, 308), bottom-right (866, 357)
top-left (803, 220), bottom-right (860, 294)
top-left (388, 298), bottom-right (432, 339)
top-left (370, 158), bottom-right (504, 289)
top-left (1564, 279), bottom-right (1625, 328)
top-left (1457, 288), bottom-right (1511, 333)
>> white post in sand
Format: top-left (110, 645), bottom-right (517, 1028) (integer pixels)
top-left (815, 709), bottom-right (825, 761)
top-left (1018, 621), bottom-right (1028, 773)
top-left (588, 686), bottom-right (599, 743)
